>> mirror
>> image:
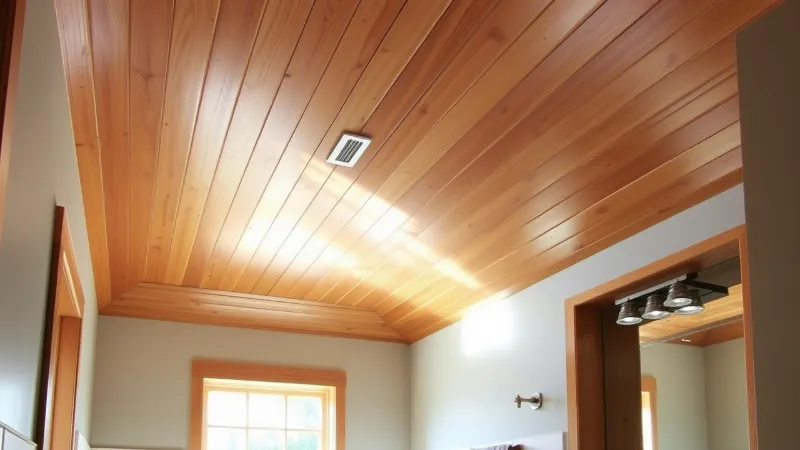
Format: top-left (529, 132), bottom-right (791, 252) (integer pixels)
top-left (638, 259), bottom-right (749, 450)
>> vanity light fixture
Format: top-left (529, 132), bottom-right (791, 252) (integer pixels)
top-left (642, 294), bottom-right (671, 320)
top-left (675, 289), bottom-right (705, 315)
top-left (616, 301), bottom-right (643, 325)
top-left (664, 282), bottom-right (692, 307)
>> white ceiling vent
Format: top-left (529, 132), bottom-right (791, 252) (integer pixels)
top-left (327, 133), bottom-right (371, 167)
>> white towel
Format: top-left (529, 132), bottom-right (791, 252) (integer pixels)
top-left (473, 445), bottom-right (521, 450)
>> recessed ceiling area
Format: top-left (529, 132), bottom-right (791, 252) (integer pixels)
top-left (54, 0), bottom-right (777, 343)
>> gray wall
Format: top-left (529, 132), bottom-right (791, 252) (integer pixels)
top-left (91, 317), bottom-right (411, 450)
top-left (641, 339), bottom-right (749, 450)
top-left (737, 1), bottom-right (800, 448)
top-left (410, 186), bottom-right (746, 450)
top-left (705, 339), bottom-right (749, 450)
top-left (641, 344), bottom-right (709, 450)
top-left (0, 0), bottom-right (98, 440)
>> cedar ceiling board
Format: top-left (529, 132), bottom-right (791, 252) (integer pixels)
top-left (267, 0), bottom-right (507, 298)
top-left (129, 0), bottom-right (173, 290)
top-left (367, 58), bottom-right (739, 313)
top-left (367, 27), bottom-right (742, 316)
top-left (192, 0), bottom-right (389, 290)
top-left (308, 0), bottom-right (604, 304)
top-left (362, 0), bottom-right (764, 312)
top-left (640, 284), bottom-right (744, 342)
top-left (163, 0), bottom-right (268, 285)
top-left (379, 119), bottom-right (739, 322)
top-left (278, 0), bottom-right (551, 300)
top-left (397, 147), bottom-right (743, 335)
top-left (183, 0), bottom-right (359, 288)
top-left (375, 77), bottom-right (740, 315)
top-left (665, 319), bottom-right (745, 347)
top-left (170, 0), bottom-right (314, 286)
top-left (232, 0), bottom-right (443, 294)
top-left (388, 141), bottom-right (743, 329)
top-left (58, 0), bottom-right (778, 342)
top-left (338, 4), bottom-right (741, 310)
top-left (209, 0), bottom-right (437, 292)
top-left (144, 0), bottom-right (221, 281)
top-left (257, 0), bottom-right (506, 296)
top-left (89, 0), bottom-right (130, 300)
top-left (402, 165), bottom-right (744, 341)
top-left (54, 0), bottom-right (112, 307)
top-left (337, 0), bottom-right (667, 308)
top-left (317, 0), bottom-right (737, 308)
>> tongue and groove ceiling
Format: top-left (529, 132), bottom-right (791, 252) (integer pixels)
top-left (54, 0), bottom-right (777, 343)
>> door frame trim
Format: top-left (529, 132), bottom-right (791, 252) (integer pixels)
top-left (564, 225), bottom-right (757, 450)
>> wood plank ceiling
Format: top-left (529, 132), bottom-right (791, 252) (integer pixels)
top-left (54, 0), bottom-right (778, 343)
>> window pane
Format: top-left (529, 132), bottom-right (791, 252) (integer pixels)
top-left (207, 391), bottom-right (247, 426)
top-left (248, 429), bottom-right (285, 450)
top-left (286, 431), bottom-right (320, 450)
top-left (206, 427), bottom-right (246, 450)
top-left (287, 396), bottom-right (322, 430)
top-left (249, 393), bottom-right (285, 428)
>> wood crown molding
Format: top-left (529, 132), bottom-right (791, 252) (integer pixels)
top-left (101, 283), bottom-right (406, 343)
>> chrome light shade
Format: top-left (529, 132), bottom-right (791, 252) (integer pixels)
top-left (616, 301), bottom-right (643, 325)
top-left (664, 282), bottom-right (692, 308)
top-left (642, 294), bottom-right (671, 320)
top-left (675, 289), bottom-right (704, 315)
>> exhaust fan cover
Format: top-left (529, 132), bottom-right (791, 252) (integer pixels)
top-left (327, 133), bottom-right (371, 167)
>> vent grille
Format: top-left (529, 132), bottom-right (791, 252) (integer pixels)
top-left (327, 133), bottom-right (371, 167)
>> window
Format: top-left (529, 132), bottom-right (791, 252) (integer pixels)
top-left (641, 375), bottom-right (658, 450)
top-left (191, 361), bottom-right (346, 450)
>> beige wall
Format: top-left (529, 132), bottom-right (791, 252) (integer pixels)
top-left (0, 0), bottom-right (98, 440)
top-left (641, 344), bottom-right (709, 450)
top-left (705, 339), bottom-right (749, 450)
top-left (641, 338), bottom-right (750, 450)
top-left (91, 317), bottom-right (410, 450)
top-left (738, 0), bottom-right (800, 448)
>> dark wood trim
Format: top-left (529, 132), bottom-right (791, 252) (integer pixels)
top-left (565, 225), bottom-right (758, 450)
top-left (0, 0), bottom-right (25, 242)
top-left (602, 305), bottom-right (642, 450)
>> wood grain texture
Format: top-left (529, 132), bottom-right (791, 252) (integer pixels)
top-left (56, 0), bottom-right (778, 341)
top-left (193, 0), bottom-right (361, 289)
top-left (104, 282), bottom-right (404, 342)
top-left (89, 0), bottom-right (130, 300)
top-left (145, 0), bottom-right (221, 281)
top-left (664, 319), bottom-right (744, 347)
top-left (54, 0), bottom-right (113, 307)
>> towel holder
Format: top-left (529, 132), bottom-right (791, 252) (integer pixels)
top-left (513, 393), bottom-right (543, 410)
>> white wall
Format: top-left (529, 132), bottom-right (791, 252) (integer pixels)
top-left (0, 0), bottom-right (98, 440)
top-left (705, 339), bottom-right (749, 450)
top-left (641, 344), bottom-right (709, 450)
top-left (91, 317), bottom-right (410, 450)
top-left (410, 185), bottom-right (746, 450)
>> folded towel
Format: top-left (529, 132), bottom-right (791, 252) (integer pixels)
top-left (473, 445), bottom-right (523, 450)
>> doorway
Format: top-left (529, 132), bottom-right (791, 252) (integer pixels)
top-left (565, 225), bottom-right (757, 450)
